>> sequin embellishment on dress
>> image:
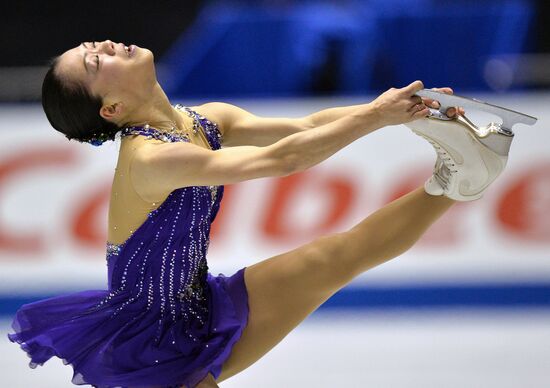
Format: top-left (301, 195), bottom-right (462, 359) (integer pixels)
top-left (7, 106), bottom-right (250, 388)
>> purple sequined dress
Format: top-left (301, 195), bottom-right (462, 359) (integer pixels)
top-left (7, 105), bottom-right (249, 388)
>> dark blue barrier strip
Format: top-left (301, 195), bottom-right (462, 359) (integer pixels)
top-left (318, 284), bottom-right (550, 310)
top-left (1, 284), bottom-right (549, 316)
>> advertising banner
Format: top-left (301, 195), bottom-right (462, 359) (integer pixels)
top-left (0, 95), bottom-right (548, 299)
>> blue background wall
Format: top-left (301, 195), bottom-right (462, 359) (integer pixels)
top-left (160, 1), bottom-right (536, 98)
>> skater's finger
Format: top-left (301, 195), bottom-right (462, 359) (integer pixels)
top-left (452, 106), bottom-right (465, 116)
top-left (431, 87), bottom-right (454, 95)
top-left (410, 95), bottom-right (423, 107)
top-left (411, 106), bottom-right (431, 120)
top-left (409, 101), bottom-right (427, 114)
top-left (445, 107), bottom-right (465, 117)
top-left (404, 80), bottom-right (424, 94)
top-left (422, 98), bottom-right (440, 109)
top-left (407, 102), bottom-right (425, 113)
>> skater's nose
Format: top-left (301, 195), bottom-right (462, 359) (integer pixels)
top-left (97, 40), bottom-right (116, 55)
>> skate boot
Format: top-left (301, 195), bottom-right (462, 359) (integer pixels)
top-left (405, 89), bottom-right (537, 201)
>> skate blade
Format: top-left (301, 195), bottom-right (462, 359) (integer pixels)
top-left (415, 89), bottom-right (538, 134)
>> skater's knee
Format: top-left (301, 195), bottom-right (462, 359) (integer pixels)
top-left (304, 232), bottom-right (357, 283)
top-left (307, 232), bottom-right (348, 264)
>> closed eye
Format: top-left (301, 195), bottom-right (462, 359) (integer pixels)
top-left (92, 42), bottom-right (99, 70)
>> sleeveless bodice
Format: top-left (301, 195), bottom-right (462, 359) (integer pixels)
top-left (101, 105), bottom-right (224, 343)
top-left (8, 104), bottom-right (250, 388)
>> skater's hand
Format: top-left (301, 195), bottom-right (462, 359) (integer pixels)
top-left (369, 80), bottom-right (432, 126)
top-left (422, 87), bottom-right (466, 118)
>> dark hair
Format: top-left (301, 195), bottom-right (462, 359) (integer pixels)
top-left (41, 56), bottom-right (121, 145)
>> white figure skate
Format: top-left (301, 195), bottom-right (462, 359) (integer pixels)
top-left (405, 89), bottom-right (537, 201)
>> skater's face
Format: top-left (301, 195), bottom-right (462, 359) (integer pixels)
top-left (55, 40), bottom-right (156, 119)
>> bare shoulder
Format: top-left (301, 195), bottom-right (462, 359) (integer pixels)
top-left (188, 102), bottom-right (247, 138)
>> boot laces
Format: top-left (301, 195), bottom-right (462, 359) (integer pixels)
top-left (432, 156), bottom-right (453, 190)
top-left (423, 137), bottom-right (459, 191)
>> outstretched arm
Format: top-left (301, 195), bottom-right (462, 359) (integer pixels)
top-left (192, 87), bottom-right (458, 147)
top-left (302, 87), bottom-right (462, 127)
top-left (132, 81), bottom-right (430, 201)
top-left (192, 101), bottom-right (369, 147)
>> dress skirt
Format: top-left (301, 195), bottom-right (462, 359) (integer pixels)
top-left (7, 267), bottom-right (250, 388)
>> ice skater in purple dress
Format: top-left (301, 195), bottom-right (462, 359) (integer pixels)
top-left (9, 40), bottom-right (507, 388)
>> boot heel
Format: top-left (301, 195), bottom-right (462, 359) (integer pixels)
top-left (477, 127), bottom-right (514, 157)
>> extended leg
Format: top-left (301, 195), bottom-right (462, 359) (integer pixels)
top-left (341, 187), bottom-right (455, 277)
top-left (217, 186), bottom-right (455, 383)
top-left (217, 93), bottom-right (514, 383)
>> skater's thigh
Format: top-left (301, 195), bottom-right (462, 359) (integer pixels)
top-left (217, 232), bottom-right (354, 382)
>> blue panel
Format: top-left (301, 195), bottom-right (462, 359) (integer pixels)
top-left (158, 1), bottom-right (535, 97)
top-left (319, 284), bottom-right (550, 310)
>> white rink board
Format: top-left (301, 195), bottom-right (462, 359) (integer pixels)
top-left (0, 93), bottom-right (548, 294)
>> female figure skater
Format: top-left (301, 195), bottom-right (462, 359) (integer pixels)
top-left (9, 40), bottom-right (502, 388)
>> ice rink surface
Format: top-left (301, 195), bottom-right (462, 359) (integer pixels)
top-left (3, 309), bottom-right (550, 388)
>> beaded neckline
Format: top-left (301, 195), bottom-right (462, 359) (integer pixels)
top-left (119, 105), bottom-right (222, 149)
top-left (120, 125), bottom-right (190, 143)
top-left (119, 104), bottom-right (198, 143)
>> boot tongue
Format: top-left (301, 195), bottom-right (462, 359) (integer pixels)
top-left (425, 157), bottom-right (446, 196)
top-left (425, 177), bottom-right (444, 196)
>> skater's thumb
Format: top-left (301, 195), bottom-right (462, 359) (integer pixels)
top-left (404, 80), bottom-right (424, 94)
